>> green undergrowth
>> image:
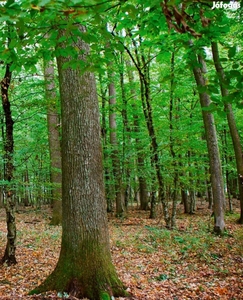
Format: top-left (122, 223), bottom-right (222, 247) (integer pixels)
top-left (16, 223), bottom-right (62, 249)
top-left (142, 224), bottom-right (215, 260)
top-left (113, 217), bottom-right (241, 264)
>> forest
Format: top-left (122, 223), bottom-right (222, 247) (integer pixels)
top-left (0, 0), bottom-right (243, 299)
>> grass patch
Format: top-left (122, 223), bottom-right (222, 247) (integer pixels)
top-left (143, 223), bottom-right (222, 263)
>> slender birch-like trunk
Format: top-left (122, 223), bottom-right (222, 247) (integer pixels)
top-left (211, 41), bottom-right (243, 223)
top-left (192, 51), bottom-right (225, 234)
top-left (43, 59), bottom-right (62, 225)
top-left (1, 63), bottom-right (17, 265)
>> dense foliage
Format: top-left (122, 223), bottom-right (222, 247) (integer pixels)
top-left (0, 0), bottom-right (242, 220)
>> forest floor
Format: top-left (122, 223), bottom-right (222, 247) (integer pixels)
top-left (0, 199), bottom-right (243, 300)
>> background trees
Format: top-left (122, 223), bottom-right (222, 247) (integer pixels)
top-left (44, 59), bottom-right (62, 225)
top-left (0, 0), bottom-right (241, 298)
top-left (0, 0), bottom-right (241, 250)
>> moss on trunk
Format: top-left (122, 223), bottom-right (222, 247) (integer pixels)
top-left (30, 235), bottom-right (128, 299)
top-left (31, 23), bottom-right (127, 300)
top-left (30, 253), bottom-right (128, 299)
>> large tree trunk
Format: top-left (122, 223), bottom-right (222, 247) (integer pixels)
top-left (44, 59), bottom-right (62, 225)
top-left (192, 52), bottom-right (225, 234)
top-left (211, 41), bottom-right (243, 223)
top-left (1, 63), bottom-right (17, 265)
top-left (30, 24), bottom-right (126, 299)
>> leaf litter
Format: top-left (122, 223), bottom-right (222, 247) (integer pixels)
top-left (0, 199), bottom-right (243, 299)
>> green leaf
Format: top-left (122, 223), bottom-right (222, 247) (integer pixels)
top-left (38, 0), bottom-right (51, 6)
top-left (219, 57), bottom-right (228, 62)
top-left (228, 46), bottom-right (236, 59)
top-left (217, 109), bottom-right (227, 118)
top-left (100, 291), bottom-right (110, 300)
top-left (156, 274), bottom-right (168, 281)
top-left (174, 236), bottom-right (185, 244)
top-left (232, 63), bottom-right (240, 69)
top-left (122, 4), bottom-right (137, 17)
top-left (202, 103), bottom-right (217, 112)
top-left (229, 70), bottom-right (241, 78)
top-left (115, 42), bottom-right (124, 52)
top-left (207, 85), bottom-right (219, 94)
top-left (197, 85), bottom-right (207, 93)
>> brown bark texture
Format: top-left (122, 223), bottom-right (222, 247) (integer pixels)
top-left (192, 52), bottom-right (225, 234)
top-left (108, 67), bottom-right (124, 217)
top-left (139, 63), bottom-right (169, 224)
top-left (30, 24), bottom-right (126, 299)
top-left (1, 63), bottom-right (17, 265)
top-left (211, 41), bottom-right (243, 223)
top-left (44, 60), bottom-right (62, 225)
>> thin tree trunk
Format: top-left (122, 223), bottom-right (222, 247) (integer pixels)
top-left (192, 51), bottom-right (225, 234)
top-left (169, 50), bottom-right (177, 227)
top-left (139, 52), bottom-right (169, 223)
top-left (139, 76), bottom-right (161, 220)
top-left (44, 59), bottom-right (62, 225)
top-left (211, 41), bottom-right (243, 223)
top-left (23, 167), bottom-right (30, 206)
top-left (126, 60), bottom-right (148, 210)
top-left (1, 62), bottom-right (17, 265)
top-left (119, 53), bottom-right (131, 210)
top-left (188, 151), bottom-right (196, 214)
top-left (107, 63), bottom-right (124, 217)
top-left (99, 73), bottom-right (113, 212)
top-left (181, 189), bottom-right (189, 213)
top-left (222, 127), bottom-right (233, 212)
top-left (149, 191), bottom-right (156, 219)
top-left (124, 37), bottom-right (165, 220)
top-left (205, 168), bottom-right (213, 209)
top-left (230, 171), bottom-right (238, 199)
top-left (0, 124), bottom-right (4, 208)
top-left (178, 153), bottom-right (190, 213)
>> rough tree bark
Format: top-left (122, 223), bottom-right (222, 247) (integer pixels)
top-left (1, 63), bottom-right (17, 265)
top-left (211, 41), bottom-right (243, 223)
top-left (192, 51), bottom-right (225, 234)
top-left (44, 59), bottom-right (62, 225)
top-left (30, 24), bottom-right (126, 299)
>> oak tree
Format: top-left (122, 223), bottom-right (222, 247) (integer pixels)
top-left (30, 23), bottom-right (127, 299)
